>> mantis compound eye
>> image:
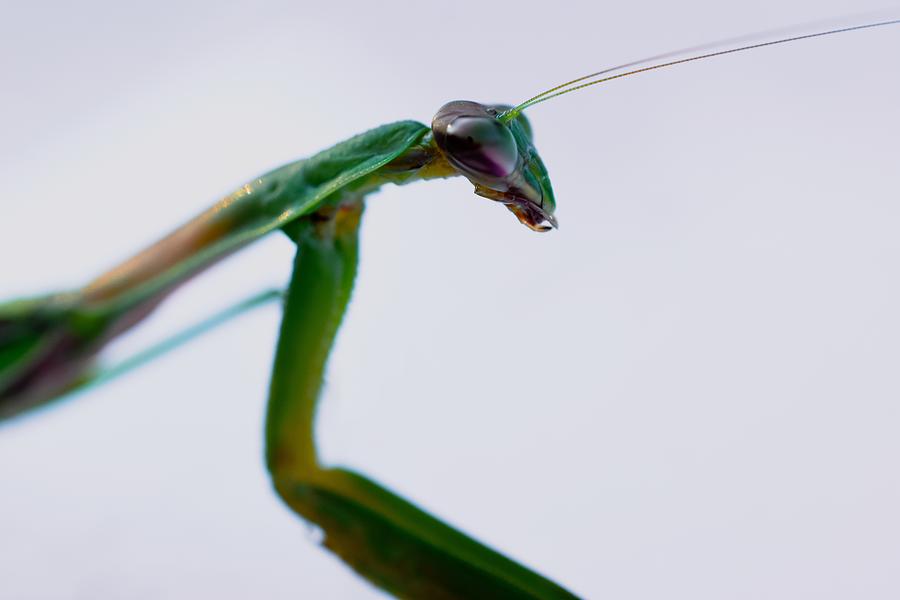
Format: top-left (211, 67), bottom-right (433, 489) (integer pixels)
top-left (431, 101), bottom-right (519, 180)
top-left (443, 115), bottom-right (519, 178)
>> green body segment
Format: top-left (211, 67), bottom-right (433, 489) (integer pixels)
top-left (0, 121), bottom-right (430, 419)
top-left (81, 120), bottom-right (432, 314)
top-left (267, 204), bottom-right (577, 599)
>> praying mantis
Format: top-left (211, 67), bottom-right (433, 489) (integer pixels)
top-left (2, 13), bottom-right (899, 598)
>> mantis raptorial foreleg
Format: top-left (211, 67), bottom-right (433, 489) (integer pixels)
top-left (265, 201), bottom-right (576, 599)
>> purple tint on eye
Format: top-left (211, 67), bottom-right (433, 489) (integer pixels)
top-left (445, 117), bottom-right (518, 178)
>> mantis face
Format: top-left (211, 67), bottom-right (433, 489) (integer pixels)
top-left (431, 101), bottom-right (558, 232)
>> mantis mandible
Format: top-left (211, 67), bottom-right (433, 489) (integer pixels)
top-left (2, 18), bottom-right (898, 598)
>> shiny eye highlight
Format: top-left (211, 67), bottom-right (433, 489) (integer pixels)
top-left (444, 116), bottom-right (519, 178)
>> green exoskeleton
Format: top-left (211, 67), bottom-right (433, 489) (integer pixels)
top-left (2, 18), bottom-right (897, 598)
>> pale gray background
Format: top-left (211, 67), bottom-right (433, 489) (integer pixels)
top-left (2, 1), bottom-right (899, 598)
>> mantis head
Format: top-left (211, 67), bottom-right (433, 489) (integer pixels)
top-left (429, 19), bottom-right (900, 233)
top-left (431, 101), bottom-right (557, 232)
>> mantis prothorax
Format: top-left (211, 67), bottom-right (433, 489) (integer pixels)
top-left (2, 17), bottom-right (897, 598)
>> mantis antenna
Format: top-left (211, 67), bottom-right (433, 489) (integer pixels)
top-left (500, 18), bottom-right (900, 121)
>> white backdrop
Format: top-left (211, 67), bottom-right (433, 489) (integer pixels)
top-left (2, 2), bottom-right (899, 598)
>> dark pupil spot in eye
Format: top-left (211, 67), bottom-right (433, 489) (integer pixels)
top-left (446, 117), bottom-right (518, 178)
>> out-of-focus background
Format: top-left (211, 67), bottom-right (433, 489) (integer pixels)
top-left (2, 1), bottom-right (899, 598)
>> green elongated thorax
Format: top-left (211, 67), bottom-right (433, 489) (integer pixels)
top-left (0, 120), bottom-right (450, 419)
top-left (82, 120), bottom-right (436, 314)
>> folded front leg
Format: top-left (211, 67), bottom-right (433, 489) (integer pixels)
top-left (265, 201), bottom-right (576, 599)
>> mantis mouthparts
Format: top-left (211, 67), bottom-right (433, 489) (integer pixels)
top-left (474, 184), bottom-right (559, 232)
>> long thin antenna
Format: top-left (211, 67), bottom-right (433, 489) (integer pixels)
top-left (514, 19), bottom-right (841, 109)
top-left (500, 18), bottom-right (900, 121)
